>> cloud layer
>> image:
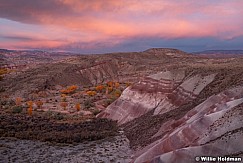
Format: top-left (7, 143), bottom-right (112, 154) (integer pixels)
top-left (0, 0), bottom-right (242, 52)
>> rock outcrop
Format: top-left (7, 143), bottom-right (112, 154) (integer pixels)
top-left (97, 70), bottom-right (216, 125)
top-left (98, 69), bottom-right (243, 162)
top-left (133, 86), bottom-right (243, 162)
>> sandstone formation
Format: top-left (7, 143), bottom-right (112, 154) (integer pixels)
top-left (97, 70), bottom-right (216, 125)
top-left (133, 87), bottom-right (243, 162)
top-left (98, 68), bottom-right (243, 162)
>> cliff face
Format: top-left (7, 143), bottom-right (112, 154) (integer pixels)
top-left (98, 69), bottom-right (243, 162)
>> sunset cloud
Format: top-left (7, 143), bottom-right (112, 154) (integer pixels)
top-left (0, 0), bottom-right (242, 52)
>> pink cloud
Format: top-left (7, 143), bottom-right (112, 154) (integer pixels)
top-left (0, 0), bottom-right (243, 50)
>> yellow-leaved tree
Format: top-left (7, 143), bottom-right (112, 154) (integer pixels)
top-left (60, 85), bottom-right (78, 94)
top-left (95, 85), bottom-right (104, 92)
top-left (86, 91), bottom-right (97, 96)
top-left (75, 103), bottom-right (81, 111)
top-left (27, 101), bottom-right (33, 116)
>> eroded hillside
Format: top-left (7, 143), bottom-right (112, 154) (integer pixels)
top-left (98, 63), bottom-right (243, 162)
top-left (1, 48), bottom-right (243, 162)
top-left (0, 48), bottom-right (199, 98)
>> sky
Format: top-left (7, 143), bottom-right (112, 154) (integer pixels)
top-left (0, 0), bottom-right (243, 53)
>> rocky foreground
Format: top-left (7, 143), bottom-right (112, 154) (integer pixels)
top-left (0, 132), bottom-right (132, 163)
top-left (0, 112), bottom-right (133, 163)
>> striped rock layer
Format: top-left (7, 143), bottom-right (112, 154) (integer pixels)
top-left (98, 70), bottom-right (216, 125)
top-left (134, 86), bottom-right (243, 163)
top-left (98, 70), bottom-right (243, 162)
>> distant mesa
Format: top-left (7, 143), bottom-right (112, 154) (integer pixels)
top-left (143, 48), bottom-right (192, 56)
top-left (143, 47), bottom-right (182, 52)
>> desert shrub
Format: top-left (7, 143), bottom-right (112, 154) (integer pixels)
top-left (108, 87), bottom-right (113, 92)
top-left (105, 98), bottom-right (116, 106)
top-left (113, 89), bottom-right (122, 97)
top-left (38, 91), bottom-right (48, 98)
top-left (1, 99), bottom-right (15, 107)
top-left (0, 100), bottom-right (7, 105)
top-left (60, 102), bottom-right (68, 110)
top-left (84, 99), bottom-right (95, 109)
top-left (28, 93), bottom-right (38, 101)
top-left (0, 68), bottom-right (8, 75)
top-left (15, 97), bottom-right (22, 106)
top-left (35, 100), bottom-right (43, 109)
top-left (52, 112), bottom-right (64, 120)
top-left (61, 96), bottom-right (67, 102)
top-left (0, 68), bottom-right (8, 81)
top-left (61, 94), bottom-right (67, 102)
top-left (27, 101), bottom-right (33, 107)
top-left (1, 99), bottom-right (15, 110)
top-left (12, 106), bottom-right (23, 114)
top-left (8, 99), bottom-right (15, 105)
top-left (43, 110), bottom-right (65, 120)
top-left (126, 82), bottom-right (132, 87)
top-left (0, 86), bottom-right (5, 92)
top-left (105, 87), bottom-right (113, 94)
top-left (107, 81), bottom-right (113, 87)
top-left (114, 82), bottom-right (120, 88)
top-left (44, 110), bottom-right (53, 118)
top-left (92, 109), bottom-right (101, 115)
top-left (61, 94), bottom-right (66, 97)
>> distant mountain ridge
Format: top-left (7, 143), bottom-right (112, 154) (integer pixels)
top-left (2, 48), bottom-right (243, 56)
top-left (0, 49), bottom-right (14, 53)
top-left (193, 50), bottom-right (243, 58)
